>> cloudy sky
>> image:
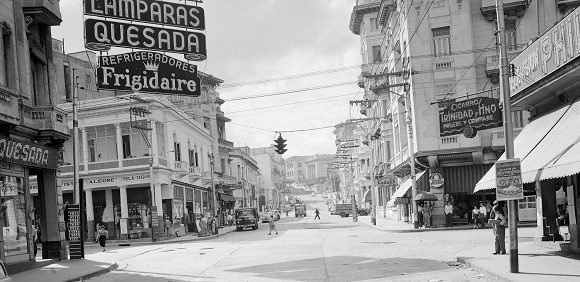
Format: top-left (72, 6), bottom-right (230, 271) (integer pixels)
top-left (53, 0), bottom-right (363, 157)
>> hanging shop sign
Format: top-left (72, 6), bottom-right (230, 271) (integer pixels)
top-left (495, 159), bottom-right (524, 201)
top-left (97, 51), bottom-right (200, 96)
top-left (0, 136), bottom-right (59, 169)
top-left (510, 5), bottom-right (580, 97)
top-left (84, 0), bottom-right (205, 30)
top-left (429, 172), bottom-right (444, 188)
top-left (439, 97), bottom-right (503, 137)
top-left (341, 140), bottom-right (360, 148)
top-left (84, 18), bottom-right (206, 61)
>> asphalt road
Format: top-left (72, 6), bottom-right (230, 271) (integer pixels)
top-left (88, 196), bottom-right (496, 281)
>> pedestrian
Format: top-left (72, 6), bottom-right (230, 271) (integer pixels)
top-left (268, 215), bottom-right (278, 235)
top-left (479, 202), bottom-right (487, 228)
top-left (227, 213), bottom-right (233, 226)
top-left (95, 222), bottom-right (100, 243)
top-left (493, 202), bottom-right (507, 255)
top-left (423, 202), bottom-right (433, 227)
top-left (485, 201), bottom-right (492, 220)
top-left (444, 202), bottom-right (454, 227)
top-left (97, 225), bottom-right (108, 252)
top-left (472, 205), bottom-right (480, 229)
top-left (418, 203), bottom-right (424, 227)
top-left (32, 225), bottom-right (38, 256)
top-left (314, 208), bottom-right (320, 220)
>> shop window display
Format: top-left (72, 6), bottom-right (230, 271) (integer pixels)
top-left (0, 176), bottom-right (29, 259)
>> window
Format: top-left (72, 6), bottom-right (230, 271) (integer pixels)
top-left (122, 135), bottom-right (131, 158)
top-left (120, 122), bottom-right (149, 158)
top-left (156, 122), bottom-right (166, 158)
top-left (189, 149), bottom-right (195, 167)
top-left (204, 118), bottom-right (210, 129)
top-left (0, 24), bottom-right (13, 87)
top-left (88, 139), bottom-right (96, 162)
top-left (174, 142), bottom-right (182, 161)
top-left (432, 27), bottom-right (451, 57)
top-left (370, 17), bottom-right (378, 31)
top-left (298, 163), bottom-right (302, 168)
top-left (64, 65), bottom-right (72, 101)
top-left (372, 45), bottom-right (381, 63)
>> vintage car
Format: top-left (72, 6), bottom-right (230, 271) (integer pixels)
top-left (235, 207), bottom-right (259, 231)
top-left (295, 204), bottom-right (306, 217)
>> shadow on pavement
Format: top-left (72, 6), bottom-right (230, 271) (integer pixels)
top-left (226, 255), bottom-right (459, 281)
top-left (90, 269), bottom-right (215, 282)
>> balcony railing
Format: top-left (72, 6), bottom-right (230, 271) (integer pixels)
top-left (158, 157), bottom-right (167, 167)
top-left (218, 138), bottom-right (234, 149)
top-left (30, 105), bottom-right (69, 139)
top-left (88, 160), bottom-right (119, 171)
top-left (174, 161), bottom-right (188, 172)
top-left (123, 157), bottom-right (151, 167)
top-left (22, 0), bottom-right (62, 26)
top-left (481, 0), bottom-right (529, 21)
top-left (189, 166), bottom-right (203, 181)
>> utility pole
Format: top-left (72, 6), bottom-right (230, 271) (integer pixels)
top-left (72, 69), bottom-right (80, 206)
top-left (405, 86), bottom-right (419, 229)
top-left (496, 0), bottom-right (519, 273)
top-left (370, 132), bottom-right (377, 225)
top-left (209, 151), bottom-right (218, 234)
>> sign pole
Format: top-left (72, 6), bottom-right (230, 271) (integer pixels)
top-left (496, 0), bottom-right (519, 273)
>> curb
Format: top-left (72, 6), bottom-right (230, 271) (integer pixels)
top-left (65, 262), bottom-right (119, 282)
top-left (456, 256), bottom-right (509, 281)
top-left (358, 221), bottom-right (478, 233)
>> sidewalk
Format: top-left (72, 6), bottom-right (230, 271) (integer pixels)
top-left (356, 215), bottom-right (478, 232)
top-left (10, 226), bottom-right (236, 282)
top-left (457, 240), bottom-right (580, 281)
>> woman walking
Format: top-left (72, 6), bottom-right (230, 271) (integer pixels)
top-left (268, 215), bottom-right (278, 235)
top-left (97, 225), bottom-right (109, 252)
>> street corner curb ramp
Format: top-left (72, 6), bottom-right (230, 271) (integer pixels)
top-left (65, 262), bottom-right (119, 282)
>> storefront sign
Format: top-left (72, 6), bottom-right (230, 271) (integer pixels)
top-left (439, 97), bottom-right (503, 137)
top-left (0, 136), bottom-right (59, 169)
top-left (429, 173), bottom-right (444, 188)
top-left (151, 207), bottom-right (159, 227)
top-left (97, 51), bottom-right (200, 96)
top-left (67, 204), bottom-right (84, 259)
top-left (510, 6), bottom-right (580, 96)
top-left (84, 0), bottom-right (205, 30)
top-left (84, 18), bottom-right (207, 61)
top-left (87, 174), bottom-right (149, 185)
top-left (495, 159), bottom-right (524, 201)
top-left (341, 140), bottom-right (359, 148)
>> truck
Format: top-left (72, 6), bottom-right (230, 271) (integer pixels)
top-left (295, 204), bottom-right (306, 217)
top-left (235, 207), bottom-right (259, 231)
top-left (331, 203), bottom-right (356, 217)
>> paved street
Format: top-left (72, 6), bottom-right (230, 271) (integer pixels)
top-left (85, 197), bottom-right (497, 281)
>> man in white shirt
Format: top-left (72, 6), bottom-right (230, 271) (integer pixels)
top-left (444, 202), bottom-right (453, 227)
top-left (479, 202), bottom-right (487, 228)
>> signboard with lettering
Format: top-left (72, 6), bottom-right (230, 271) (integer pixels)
top-left (439, 97), bottom-right (503, 137)
top-left (510, 6), bottom-right (580, 97)
top-left (67, 204), bottom-right (84, 259)
top-left (97, 51), bottom-right (200, 96)
top-left (495, 159), bottom-right (524, 201)
top-left (84, 0), bottom-right (205, 30)
top-left (341, 140), bottom-right (360, 148)
top-left (429, 172), bottom-right (444, 188)
top-left (151, 207), bottom-right (159, 227)
top-left (0, 136), bottom-right (59, 169)
top-left (84, 18), bottom-right (206, 61)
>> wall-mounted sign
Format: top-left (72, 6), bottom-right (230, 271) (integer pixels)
top-left (429, 172), bottom-right (444, 188)
top-left (495, 159), bottom-right (523, 201)
top-left (84, 0), bottom-right (205, 30)
top-left (84, 18), bottom-right (206, 61)
top-left (341, 140), bottom-right (359, 148)
top-left (0, 136), bottom-right (59, 169)
top-left (97, 51), bottom-right (200, 96)
top-left (510, 5), bottom-right (580, 97)
top-left (439, 97), bottom-right (502, 137)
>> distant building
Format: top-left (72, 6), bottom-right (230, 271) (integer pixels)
top-left (250, 147), bottom-right (285, 211)
top-left (229, 147), bottom-right (261, 209)
top-left (285, 154), bottom-right (334, 193)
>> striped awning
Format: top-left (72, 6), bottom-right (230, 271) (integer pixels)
top-left (443, 164), bottom-right (493, 194)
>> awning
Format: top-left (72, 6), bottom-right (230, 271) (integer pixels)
top-left (363, 189), bottom-right (372, 202)
top-left (220, 194), bottom-right (236, 202)
top-left (389, 171), bottom-right (427, 199)
top-left (475, 102), bottom-right (580, 193)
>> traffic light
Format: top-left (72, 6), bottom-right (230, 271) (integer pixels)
top-left (274, 134), bottom-right (287, 155)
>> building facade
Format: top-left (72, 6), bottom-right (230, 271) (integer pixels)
top-left (0, 0), bottom-right (70, 265)
top-left (229, 147), bottom-right (261, 209)
top-left (349, 0), bottom-right (559, 226)
top-left (250, 147), bottom-right (285, 211)
top-left (285, 154), bottom-right (334, 193)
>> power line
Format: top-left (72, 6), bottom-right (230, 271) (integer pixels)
top-left (225, 81), bottom-right (357, 101)
top-left (227, 92), bottom-right (357, 114)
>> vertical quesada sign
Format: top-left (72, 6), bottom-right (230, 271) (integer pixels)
top-left (97, 51), bottom-right (201, 96)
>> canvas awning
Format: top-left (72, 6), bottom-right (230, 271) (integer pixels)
top-left (475, 101), bottom-right (580, 193)
top-left (388, 171), bottom-right (427, 200)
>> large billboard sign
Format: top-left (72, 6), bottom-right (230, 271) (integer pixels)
top-left (85, 18), bottom-right (206, 61)
top-left (84, 0), bottom-right (205, 30)
top-left (510, 5), bottom-right (580, 96)
top-left (97, 51), bottom-right (201, 96)
top-left (439, 97), bottom-right (503, 137)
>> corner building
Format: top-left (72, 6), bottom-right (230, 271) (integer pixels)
top-left (0, 0), bottom-right (69, 266)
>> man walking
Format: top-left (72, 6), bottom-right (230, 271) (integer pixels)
top-left (444, 201), bottom-right (453, 227)
top-left (314, 208), bottom-right (320, 220)
top-left (268, 215), bottom-right (278, 235)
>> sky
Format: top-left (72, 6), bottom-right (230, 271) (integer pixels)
top-left (53, 0), bottom-right (364, 157)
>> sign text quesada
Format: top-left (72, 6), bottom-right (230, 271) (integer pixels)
top-left (97, 51), bottom-right (201, 96)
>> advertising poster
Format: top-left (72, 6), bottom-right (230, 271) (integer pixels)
top-left (496, 159), bottom-right (524, 201)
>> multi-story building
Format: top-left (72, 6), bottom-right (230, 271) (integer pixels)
top-left (250, 147), bottom-right (285, 211)
top-left (0, 0), bottom-right (70, 265)
top-left (350, 0), bottom-right (557, 226)
top-left (57, 95), bottom-right (216, 240)
top-left (229, 147), bottom-right (261, 208)
top-left (285, 154), bottom-right (334, 193)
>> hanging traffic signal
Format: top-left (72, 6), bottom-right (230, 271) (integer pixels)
top-left (274, 134), bottom-right (287, 155)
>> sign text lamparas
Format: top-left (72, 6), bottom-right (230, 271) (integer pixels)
top-left (97, 51), bottom-right (201, 96)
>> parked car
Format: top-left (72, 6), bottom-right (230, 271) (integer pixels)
top-left (235, 207), bottom-right (259, 231)
top-left (295, 204), bottom-right (306, 217)
top-left (357, 208), bottom-right (369, 216)
top-left (331, 203), bottom-right (356, 217)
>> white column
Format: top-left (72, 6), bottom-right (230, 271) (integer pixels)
top-left (115, 123), bottom-right (123, 167)
top-left (103, 189), bottom-right (114, 223)
top-left (81, 128), bottom-right (89, 171)
top-left (86, 189), bottom-right (94, 222)
top-left (155, 183), bottom-right (163, 215)
top-left (120, 186), bottom-right (129, 218)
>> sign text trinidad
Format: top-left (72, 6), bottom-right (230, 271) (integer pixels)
top-left (97, 51), bottom-right (201, 96)
top-left (439, 97), bottom-right (503, 137)
top-left (84, 0), bottom-right (206, 61)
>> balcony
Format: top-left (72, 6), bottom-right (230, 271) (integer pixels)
top-left (189, 166), bottom-right (203, 181)
top-left (221, 175), bottom-right (237, 186)
top-left (557, 0), bottom-right (580, 13)
top-left (30, 105), bottom-right (70, 140)
top-left (216, 109), bottom-right (231, 122)
top-left (122, 157), bottom-right (151, 167)
top-left (0, 86), bottom-right (20, 124)
top-left (481, 0), bottom-right (530, 21)
top-left (22, 0), bottom-right (62, 26)
top-left (174, 161), bottom-right (188, 174)
top-left (349, 0), bottom-right (381, 35)
top-left (218, 138), bottom-right (234, 150)
top-left (485, 50), bottom-right (523, 83)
